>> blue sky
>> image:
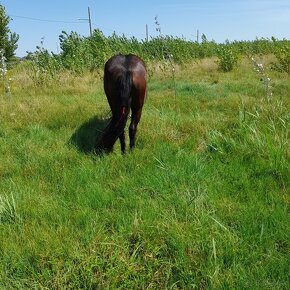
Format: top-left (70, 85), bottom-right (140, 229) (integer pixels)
top-left (1, 0), bottom-right (290, 56)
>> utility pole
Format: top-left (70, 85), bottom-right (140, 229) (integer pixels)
top-left (78, 7), bottom-right (93, 37)
top-left (196, 29), bottom-right (199, 43)
top-left (146, 24), bottom-right (149, 42)
top-left (88, 7), bottom-right (92, 37)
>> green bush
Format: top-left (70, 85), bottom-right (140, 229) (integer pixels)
top-left (216, 44), bottom-right (239, 72)
top-left (271, 37), bottom-right (290, 75)
top-left (26, 39), bottom-right (62, 86)
top-left (23, 30), bottom-right (289, 79)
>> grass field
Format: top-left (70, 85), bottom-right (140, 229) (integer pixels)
top-left (0, 57), bottom-right (289, 289)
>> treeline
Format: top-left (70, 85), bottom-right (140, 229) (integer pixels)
top-left (26, 29), bottom-right (290, 76)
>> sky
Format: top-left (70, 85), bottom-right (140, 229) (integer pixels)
top-left (1, 0), bottom-right (290, 57)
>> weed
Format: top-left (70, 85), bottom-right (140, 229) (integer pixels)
top-left (0, 194), bottom-right (20, 224)
top-left (0, 49), bottom-right (11, 95)
top-left (252, 57), bottom-right (273, 101)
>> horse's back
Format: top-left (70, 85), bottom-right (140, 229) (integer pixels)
top-left (105, 54), bottom-right (146, 80)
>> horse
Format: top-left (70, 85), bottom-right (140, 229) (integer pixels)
top-left (95, 54), bottom-right (147, 154)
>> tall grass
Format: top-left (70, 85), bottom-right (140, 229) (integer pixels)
top-left (0, 55), bottom-right (289, 288)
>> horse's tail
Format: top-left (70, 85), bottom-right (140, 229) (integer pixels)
top-left (96, 71), bottom-right (132, 153)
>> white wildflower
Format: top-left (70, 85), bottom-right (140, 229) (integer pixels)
top-left (0, 50), bottom-right (7, 77)
top-left (252, 57), bottom-right (273, 102)
top-left (0, 49), bottom-right (12, 95)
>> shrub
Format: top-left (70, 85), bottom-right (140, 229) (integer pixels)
top-left (216, 43), bottom-right (239, 72)
top-left (271, 37), bottom-right (290, 75)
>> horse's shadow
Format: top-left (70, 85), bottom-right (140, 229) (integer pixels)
top-left (69, 116), bottom-right (110, 154)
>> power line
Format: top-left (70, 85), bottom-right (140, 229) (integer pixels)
top-left (8, 14), bottom-right (146, 39)
top-left (8, 14), bottom-right (85, 24)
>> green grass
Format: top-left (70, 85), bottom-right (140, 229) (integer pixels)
top-left (0, 58), bottom-right (289, 289)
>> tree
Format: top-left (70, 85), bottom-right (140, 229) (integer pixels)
top-left (0, 4), bottom-right (19, 60)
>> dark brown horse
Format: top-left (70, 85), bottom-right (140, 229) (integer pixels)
top-left (96, 54), bottom-right (147, 154)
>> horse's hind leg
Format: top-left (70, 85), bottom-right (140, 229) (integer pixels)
top-left (119, 130), bottom-right (126, 154)
top-left (129, 108), bottom-right (143, 150)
